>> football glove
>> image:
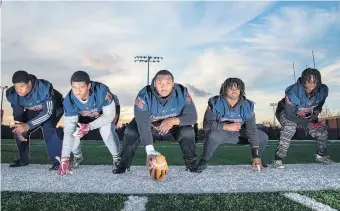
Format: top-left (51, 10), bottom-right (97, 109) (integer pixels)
top-left (73, 123), bottom-right (90, 138)
top-left (56, 156), bottom-right (72, 176)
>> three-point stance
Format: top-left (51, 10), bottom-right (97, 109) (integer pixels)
top-left (58, 71), bottom-right (120, 175)
top-left (7, 70), bottom-right (64, 170)
top-left (113, 70), bottom-right (200, 174)
top-left (196, 78), bottom-right (268, 172)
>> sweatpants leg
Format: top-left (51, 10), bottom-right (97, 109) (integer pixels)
top-left (99, 123), bottom-right (120, 162)
top-left (307, 125), bottom-right (328, 156)
top-left (41, 119), bottom-right (62, 163)
top-left (201, 130), bottom-right (239, 161)
top-left (170, 125), bottom-right (197, 166)
top-left (275, 111), bottom-right (297, 160)
top-left (118, 118), bottom-right (141, 168)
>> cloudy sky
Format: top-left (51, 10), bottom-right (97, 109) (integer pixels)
top-left (1, 1), bottom-right (340, 127)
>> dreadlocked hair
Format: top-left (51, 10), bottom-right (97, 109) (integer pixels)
top-left (219, 78), bottom-right (246, 97)
top-left (301, 68), bottom-right (322, 84)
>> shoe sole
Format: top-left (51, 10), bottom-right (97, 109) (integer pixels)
top-left (72, 159), bottom-right (84, 168)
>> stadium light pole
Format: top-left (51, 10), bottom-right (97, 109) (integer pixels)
top-left (0, 86), bottom-right (8, 125)
top-left (134, 55), bottom-right (163, 85)
top-left (270, 103), bottom-right (278, 128)
top-left (293, 62), bottom-right (296, 83)
top-left (312, 50), bottom-right (316, 68)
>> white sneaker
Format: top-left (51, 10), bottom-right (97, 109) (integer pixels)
top-left (272, 160), bottom-right (285, 169)
top-left (71, 156), bottom-right (84, 168)
top-left (315, 154), bottom-right (335, 164)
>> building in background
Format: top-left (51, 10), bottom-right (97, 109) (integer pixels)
top-left (320, 115), bottom-right (340, 140)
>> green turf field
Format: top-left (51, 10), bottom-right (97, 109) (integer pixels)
top-left (1, 190), bottom-right (340, 211)
top-left (2, 139), bottom-right (340, 165)
top-left (1, 139), bottom-right (340, 210)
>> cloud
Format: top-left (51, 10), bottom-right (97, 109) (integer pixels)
top-left (1, 2), bottom-right (339, 126)
top-left (178, 4), bottom-right (340, 124)
top-left (186, 84), bottom-right (213, 97)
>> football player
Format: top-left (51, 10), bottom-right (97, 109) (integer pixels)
top-left (7, 70), bottom-right (63, 170)
top-left (112, 70), bottom-right (200, 174)
top-left (273, 68), bottom-right (335, 168)
top-left (195, 78), bottom-right (268, 172)
top-left (57, 71), bottom-right (120, 175)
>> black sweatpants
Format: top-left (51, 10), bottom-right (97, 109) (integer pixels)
top-left (119, 118), bottom-right (197, 168)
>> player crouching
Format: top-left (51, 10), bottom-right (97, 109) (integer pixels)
top-left (57, 71), bottom-right (121, 175)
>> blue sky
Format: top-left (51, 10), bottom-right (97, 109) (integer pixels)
top-left (1, 1), bottom-right (340, 126)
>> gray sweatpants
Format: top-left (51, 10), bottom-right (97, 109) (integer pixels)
top-left (72, 123), bottom-right (121, 161)
top-left (201, 129), bottom-right (268, 161)
top-left (275, 110), bottom-right (328, 160)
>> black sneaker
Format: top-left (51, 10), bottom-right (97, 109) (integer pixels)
top-left (185, 165), bottom-right (201, 173)
top-left (112, 160), bottom-right (130, 174)
top-left (195, 159), bottom-right (208, 172)
top-left (112, 167), bottom-right (127, 174)
top-left (184, 158), bottom-right (201, 173)
top-left (9, 159), bottom-right (29, 167)
top-left (49, 162), bottom-right (60, 171)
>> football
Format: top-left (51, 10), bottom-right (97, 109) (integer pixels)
top-left (149, 155), bottom-right (168, 181)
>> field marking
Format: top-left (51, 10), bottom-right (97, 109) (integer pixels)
top-left (283, 193), bottom-right (338, 211)
top-left (2, 163), bottom-right (340, 194)
top-left (2, 142), bottom-right (340, 148)
top-left (122, 196), bottom-right (148, 211)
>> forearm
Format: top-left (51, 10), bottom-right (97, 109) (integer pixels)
top-left (61, 116), bottom-right (78, 158)
top-left (245, 117), bottom-right (260, 158)
top-left (245, 117), bottom-right (259, 148)
top-left (135, 110), bottom-right (153, 146)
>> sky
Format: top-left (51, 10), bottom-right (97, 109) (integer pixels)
top-left (1, 1), bottom-right (340, 127)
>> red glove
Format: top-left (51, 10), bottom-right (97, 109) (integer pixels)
top-left (73, 123), bottom-right (89, 138)
top-left (56, 157), bottom-right (72, 176)
top-left (306, 121), bottom-right (325, 129)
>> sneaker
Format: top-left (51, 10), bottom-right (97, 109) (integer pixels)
top-left (112, 160), bottom-right (130, 174)
top-left (195, 159), bottom-right (208, 173)
top-left (9, 159), bottom-right (29, 168)
top-left (184, 158), bottom-right (201, 173)
top-left (315, 154), bottom-right (335, 164)
top-left (49, 162), bottom-right (60, 171)
top-left (272, 160), bottom-right (285, 169)
top-left (71, 156), bottom-right (84, 168)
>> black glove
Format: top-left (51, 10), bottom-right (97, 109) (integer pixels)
top-left (308, 110), bottom-right (320, 122)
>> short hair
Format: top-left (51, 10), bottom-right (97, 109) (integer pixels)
top-left (12, 70), bottom-right (32, 84)
top-left (154, 70), bottom-right (174, 81)
top-left (219, 78), bottom-right (246, 97)
top-left (301, 68), bottom-right (322, 84)
top-left (71, 71), bottom-right (90, 85)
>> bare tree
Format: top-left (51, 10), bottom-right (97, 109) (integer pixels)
top-left (262, 121), bottom-right (273, 128)
top-left (320, 105), bottom-right (333, 118)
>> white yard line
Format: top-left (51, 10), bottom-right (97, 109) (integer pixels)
top-left (2, 142), bottom-right (339, 147)
top-left (283, 193), bottom-right (338, 211)
top-left (2, 163), bottom-right (340, 194)
top-left (122, 196), bottom-right (148, 211)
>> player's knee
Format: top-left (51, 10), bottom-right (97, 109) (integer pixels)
top-left (206, 131), bottom-right (221, 143)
